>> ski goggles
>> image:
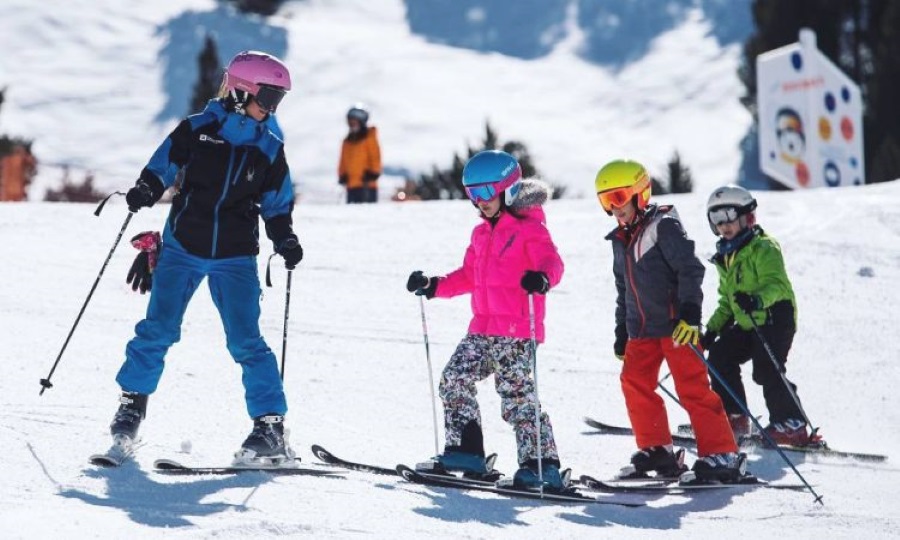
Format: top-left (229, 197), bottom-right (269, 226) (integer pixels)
top-left (465, 183), bottom-right (499, 203)
top-left (707, 206), bottom-right (740, 226)
top-left (253, 84), bottom-right (287, 113)
top-left (597, 186), bottom-right (637, 212)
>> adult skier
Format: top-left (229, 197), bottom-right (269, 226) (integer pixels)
top-left (702, 184), bottom-right (817, 445)
top-left (406, 150), bottom-right (566, 489)
top-left (338, 104), bottom-right (382, 203)
top-left (595, 159), bottom-right (745, 482)
top-left (107, 51), bottom-right (303, 465)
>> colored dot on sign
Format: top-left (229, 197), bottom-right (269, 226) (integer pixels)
top-left (818, 117), bottom-right (832, 141)
top-left (824, 93), bottom-right (836, 112)
top-left (796, 162), bottom-right (810, 187)
top-left (841, 87), bottom-right (851, 103)
top-left (769, 151), bottom-right (776, 160)
top-left (841, 117), bottom-right (854, 141)
top-left (850, 156), bottom-right (858, 168)
top-left (791, 52), bottom-right (803, 71)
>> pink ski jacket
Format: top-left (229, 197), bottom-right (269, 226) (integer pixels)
top-left (434, 180), bottom-right (564, 342)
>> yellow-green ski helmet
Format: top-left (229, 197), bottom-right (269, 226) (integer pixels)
top-left (594, 160), bottom-right (652, 215)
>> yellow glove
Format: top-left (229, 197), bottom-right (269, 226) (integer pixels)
top-left (672, 320), bottom-right (700, 346)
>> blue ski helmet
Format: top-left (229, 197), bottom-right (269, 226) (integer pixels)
top-left (462, 150), bottom-right (522, 205)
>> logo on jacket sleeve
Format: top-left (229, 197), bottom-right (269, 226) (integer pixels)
top-left (199, 134), bottom-right (225, 145)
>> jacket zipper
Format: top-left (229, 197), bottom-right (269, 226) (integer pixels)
top-left (171, 192), bottom-right (192, 235)
top-left (624, 235), bottom-right (647, 337)
top-left (211, 147), bottom-right (237, 258)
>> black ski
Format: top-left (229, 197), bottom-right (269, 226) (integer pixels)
top-left (153, 458), bottom-right (342, 476)
top-left (396, 465), bottom-right (645, 507)
top-left (583, 417), bottom-right (697, 444)
top-left (584, 417), bottom-right (887, 462)
top-left (579, 474), bottom-right (809, 494)
top-left (90, 453), bottom-right (129, 468)
top-left (310, 444), bottom-right (399, 476)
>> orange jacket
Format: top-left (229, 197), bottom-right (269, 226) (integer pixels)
top-left (0, 147), bottom-right (37, 202)
top-left (338, 126), bottom-right (381, 189)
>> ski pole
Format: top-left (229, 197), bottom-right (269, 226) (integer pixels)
top-left (528, 293), bottom-right (544, 497)
top-left (688, 344), bottom-right (823, 505)
top-left (40, 210), bottom-right (134, 395)
top-left (418, 295), bottom-right (441, 457)
top-left (745, 314), bottom-right (818, 438)
top-left (280, 268), bottom-right (293, 381)
top-left (656, 372), bottom-right (682, 407)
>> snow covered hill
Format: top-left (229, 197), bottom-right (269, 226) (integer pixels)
top-left (1, 0), bottom-right (750, 202)
top-left (2, 182), bottom-right (899, 539)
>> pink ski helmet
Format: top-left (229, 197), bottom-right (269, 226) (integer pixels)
top-left (222, 51), bottom-right (292, 113)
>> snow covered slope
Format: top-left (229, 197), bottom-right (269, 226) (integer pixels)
top-left (1, 182), bottom-right (899, 538)
top-left (0, 0), bottom-right (749, 201)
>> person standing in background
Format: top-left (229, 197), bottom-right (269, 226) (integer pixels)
top-left (0, 144), bottom-right (37, 201)
top-left (338, 104), bottom-right (381, 203)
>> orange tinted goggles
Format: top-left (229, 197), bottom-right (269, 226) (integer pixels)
top-left (597, 187), bottom-right (636, 212)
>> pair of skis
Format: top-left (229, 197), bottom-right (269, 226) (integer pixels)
top-left (310, 445), bottom-right (808, 500)
top-left (89, 438), bottom-right (339, 478)
top-left (583, 417), bottom-right (888, 462)
top-left (89, 440), bottom-right (808, 505)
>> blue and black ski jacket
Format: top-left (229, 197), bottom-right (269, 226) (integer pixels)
top-left (137, 99), bottom-right (295, 259)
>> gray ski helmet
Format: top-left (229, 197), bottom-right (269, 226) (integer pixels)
top-left (706, 184), bottom-right (757, 234)
top-left (347, 104), bottom-right (369, 125)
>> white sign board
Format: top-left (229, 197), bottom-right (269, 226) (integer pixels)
top-left (757, 29), bottom-right (864, 188)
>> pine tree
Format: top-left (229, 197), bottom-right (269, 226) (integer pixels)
top-left (407, 122), bottom-right (565, 200)
top-left (668, 151), bottom-right (694, 194)
top-left (230, 0), bottom-right (284, 16)
top-left (191, 35), bottom-right (222, 114)
top-left (867, 0), bottom-right (900, 182)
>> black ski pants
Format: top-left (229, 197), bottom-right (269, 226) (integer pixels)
top-left (707, 301), bottom-right (805, 424)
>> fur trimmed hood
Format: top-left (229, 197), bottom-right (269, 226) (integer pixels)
top-left (509, 178), bottom-right (552, 211)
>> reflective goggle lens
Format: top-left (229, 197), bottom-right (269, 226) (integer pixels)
top-left (708, 207), bottom-right (740, 226)
top-left (465, 184), bottom-right (497, 203)
top-left (597, 187), bottom-right (634, 212)
top-left (255, 85), bottom-right (287, 112)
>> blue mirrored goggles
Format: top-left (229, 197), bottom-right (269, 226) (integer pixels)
top-left (708, 206), bottom-right (740, 226)
top-left (465, 183), bottom-right (499, 203)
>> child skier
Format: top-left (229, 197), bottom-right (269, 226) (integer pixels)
top-left (107, 51), bottom-right (304, 465)
top-left (595, 159), bottom-right (745, 482)
top-left (702, 184), bottom-right (816, 445)
top-left (406, 150), bottom-right (566, 489)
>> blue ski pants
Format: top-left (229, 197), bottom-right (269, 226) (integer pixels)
top-left (116, 238), bottom-right (287, 418)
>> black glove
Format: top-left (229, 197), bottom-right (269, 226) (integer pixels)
top-left (520, 270), bottom-right (550, 294)
top-left (338, 174), bottom-right (348, 186)
top-left (125, 178), bottom-right (163, 212)
top-left (276, 235), bottom-right (303, 270)
top-left (734, 292), bottom-right (762, 313)
top-left (126, 231), bottom-right (161, 294)
top-left (614, 323), bottom-right (628, 361)
top-left (407, 270), bottom-right (437, 298)
top-left (363, 170), bottom-right (380, 184)
top-left (700, 331), bottom-right (718, 350)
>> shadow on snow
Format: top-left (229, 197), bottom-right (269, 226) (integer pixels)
top-left (58, 461), bottom-right (272, 528)
top-left (398, 446), bottom-right (817, 530)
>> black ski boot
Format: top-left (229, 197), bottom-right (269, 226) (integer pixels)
top-left (618, 446), bottom-right (687, 479)
top-left (109, 391), bottom-right (148, 440)
top-left (233, 414), bottom-right (294, 466)
top-left (689, 452), bottom-right (748, 483)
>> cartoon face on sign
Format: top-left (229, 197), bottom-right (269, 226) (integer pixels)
top-left (775, 107), bottom-right (805, 164)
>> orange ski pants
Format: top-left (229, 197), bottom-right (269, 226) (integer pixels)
top-left (621, 337), bottom-right (737, 456)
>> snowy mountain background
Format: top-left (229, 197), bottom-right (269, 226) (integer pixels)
top-left (2, 1), bottom-right (900, 539)
top-left (1, 0), bottom-right (752, 202)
